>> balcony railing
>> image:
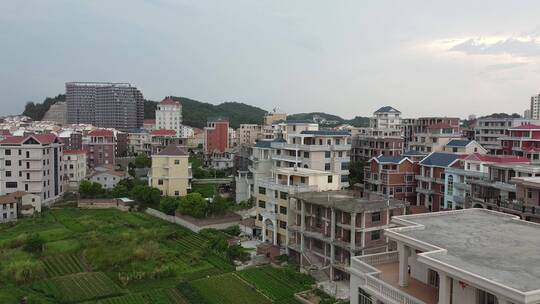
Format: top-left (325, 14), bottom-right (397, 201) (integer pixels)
top-left (257, 178), bottom-right (318, 193)
top-left (350, 252), bottom-right (427, 304)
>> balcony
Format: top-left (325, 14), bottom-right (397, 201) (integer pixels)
top-left (257, 178), bottom-right (318, 193)
top-left (350, 252), bottom-right (437, 304)
top-left (271, 142), bottom-right (331, 152)
top-left (415, 175), bottom-right (433, 182)
top-left (453, 181), bottom-right (471, 191)
top-left (272, 154), bottom-right (302, 163)
top-left (416, 187), bottom-right (434, 195)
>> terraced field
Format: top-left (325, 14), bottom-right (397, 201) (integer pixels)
top-left (190, 273), bottom-right (272, 304)
top-left (42, 253), bottom-right (87, 277)
top-left (98, 289), bottom-right (188, 304)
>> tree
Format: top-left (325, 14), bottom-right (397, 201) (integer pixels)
top-left (210, 195), bottom-right (230, 216)
top-left (23, 234), bottom-right (45, 255)
top-left (160, 197), bottom-right (180, 215)
top-left (79, 180), bottom-right (104, 198)
top-left (348, 160), bottom-right (366, 186)
top-left (131, 185), bottom-right (161, 207)
top-left (178, 193), bottom-right (208, 218)
top-left (111, 184), bottom-right (129, 198)
top-left (134, 154), bottom-right (151, 168)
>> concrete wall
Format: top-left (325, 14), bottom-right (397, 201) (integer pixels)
top-left (145, 208), bottom-right (239, 232)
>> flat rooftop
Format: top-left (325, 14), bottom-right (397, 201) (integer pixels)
top-left (293, 190), bottom-right (407, 213)
top-left (391, 209), bottom-right (540, 293)
top-left (274, 167), bottom-right (329, 177)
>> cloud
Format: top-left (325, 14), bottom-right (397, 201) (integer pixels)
top-left (450, 36), bottom-right (540, 57)
top-left (483, 62), bottom-right (528, 71)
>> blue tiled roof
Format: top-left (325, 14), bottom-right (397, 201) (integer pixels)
top-left (376, 155), bottom-right (405, 164)
top-left (300, 130), bottom-right (350, 136)
top-left (446, 139), bottom-right (471, 147)
top-left (420, 152), bottom-right (461, 167)
top-left (374, 106), bottom-right (401, 113)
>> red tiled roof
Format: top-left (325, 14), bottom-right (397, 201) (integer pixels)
top-left (143, 119), bottom-right (156, 124)
top-left (89, 129), bottom-right (114, 137)
top-left (0, 133), bottom-right (58, 145)
top-left (465, 153), bottom-right (529, 163)
top-left (64, 149), bottom-right (86, 155)
top-left (151, 129), bottom-right (176, 136)
top-left (159, 97), bottom-right (180, 106)
top-left (510, 124), bottom-right (540, 130)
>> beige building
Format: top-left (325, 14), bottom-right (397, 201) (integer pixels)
top-left (237, 124), bottom-right (262, 145)
top-left (0, 134), bottom-right (64, 206)
top-left (63, 150), bottom-right (87, 189)
top-left (148, 145), bottom-right (192, 197)
top-left (264, 111), bottom-right (287, 126)
top-left (0, 194), bottom-right (17, 223)
top-left (441, 139), bottom-right (487, 155)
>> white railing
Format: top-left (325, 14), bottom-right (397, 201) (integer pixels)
top-left (351, 252), bottom-right (427, 304)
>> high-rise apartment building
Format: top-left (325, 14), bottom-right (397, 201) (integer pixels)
top-left (531, 94), bottom-right (540, 119)
top-left (66, 82), bottom-right (144, 131)
top-left (155, 97), bottom-right (183, 135)
top-left (0, 134), bottom-right (64, 205)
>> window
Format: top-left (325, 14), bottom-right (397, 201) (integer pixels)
top-left (452, 147), bottom-right (458, 153)
top-left (447, 175), bottom-right (454, 195)
top-left (325, 163), bottom-right (331, 170)
top-left (279, 191), bottom-right (288, 200)
top-left (280, 206), bottom-right (287, 214)
top-left (174, 191), bottom-right (180, 196)
top-left (341, 162), bottom-right (349, 170)
top-left (158, 179), bottom-right (164, 185)
top-left (5, 160), bottom-right (11, 166)
top-left (279, 220), bottom-right (287, 229)
top-left (174, 159), bottom-right (180, 165)
top-left (5, 171), bottom-right (11, 177)
top-left (258, 214), bottom-right (262, 221)
top-left (4, 149), bottom-right (10, 156)
top-left (258, 200), bottom-right (266, 208)
top-left (371, 230), bottom-right (381, 241)
top-left (371, 212), bottom-right (381, 222)
top-left (528, 190), bottom-right (533, 199)
top-left (328, 175), bottom-right (333, 183)
top-left (428, 269), bottom-right (439, 288)
top-left (5, 182), bottom-right (17, 188)
top-left (325, 151), bottom-right (331, 158)
top-left (300, 177), bottom-right (306, 184)
top-left (304, 151), bottom-right (309, 158)
top-left (341, 175), bottom-right (348, 182)
top-left (258, 187), bottom-right (266, 195)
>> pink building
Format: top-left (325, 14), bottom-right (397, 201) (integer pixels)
top-left (204, 117), bottom-right (229, 154)
top-left (500, 124), bottom-right (540, 163)
top-left (83, 129), bottom-right (116, 168)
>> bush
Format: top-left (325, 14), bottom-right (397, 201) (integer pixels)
top-left (177, 193), bottom-right (208, 218)
top-left (79, 180), bottom-right (104, 198)
top-left (2, 260), bottom-right (46, 284)
top-left (222, 225), bottom-right (241, 237)
top-left (160, 197), bottom-right (180, 215)
top-left (23, 234), bottom-right (45, 255)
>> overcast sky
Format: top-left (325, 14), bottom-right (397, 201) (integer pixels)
top-left (2, 0), bottom-right (540, 118)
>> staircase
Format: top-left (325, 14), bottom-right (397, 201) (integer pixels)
top-left (301, 251), bottom-right (331, 282)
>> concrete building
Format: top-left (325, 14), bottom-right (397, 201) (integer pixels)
top-left (408, 117), bottom-right (462, 153)
top-left (204, 117), bottom-right (229, 154)
top-left (264, 111), bottom-right (287, 126)
top-left (362, 155), bottom-right (418, 205)
top-left (88, 165), bottom-right (128, 189)
top-left (442, 139), bottom-right (487, 155)
top-left (66, 82), bottom-right (144, 131)
top-left (58, 130), bottom-right (83, 151)
top-left (237, 124), bottom-right (262, 145)
top-left (0, 194), bottom-right (17, 223)
top-left (370, 106), bottom-right (402, 130)
top-left (63, 150), bottom-right (87, 189)
top-left (444, 153), bottom-right (529, 210)
top-left (474, 117), bottom-right (540, 154)
top-left (128, 131), bottom-right (151, 156)
top-left (402, 118), bottom-right (416, 150)
top-left (531, 94), bottom-right (540, 119)
top-left (148, 145), bottom-right (192, 197)
top-left (83, 129), bottom-right (116, 168)
top-left (0, 134), bottom-right (64, 205)
top-left (155, 97), bottom-right (183, 135)
top-left (149, 129), bottom-right (183, 155)
top-left (288, 190), bottom-right (407, 282)
top-left (350, 209), bottom-right (540, 304)
top-left (500, 124), bottom-right (540, 163)
top-left (416, 152), bottom-right (463, 212)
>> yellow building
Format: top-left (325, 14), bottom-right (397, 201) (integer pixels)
top-left (149, 145), bottom-right (192, 196)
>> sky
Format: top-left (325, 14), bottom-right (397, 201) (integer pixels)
top-left (2, 1), bottom-right (540, 119)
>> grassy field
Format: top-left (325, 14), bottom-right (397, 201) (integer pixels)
top-left (0, 207), bottom-right (312, 304)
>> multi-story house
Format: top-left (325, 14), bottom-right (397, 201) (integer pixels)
top-left (66, 82), bottom-right (144, 131)
top-left (416, 152), bottom-right (462, 212)
top-left (83, 129), bottom-right (116, 168)
top-left (88, 165), bottom-right (128, 190)
top-left (148, 145), bottom-right (192, 197)
top-left (507, 176), bottom-right (540, 222)
top-left (0, 194), bottom-right (17, 223)
top-left (467, 162), bottom-right (540, 219)
top-left (362, 155), bottom-right (418, 204)
top-left (0, 134), bottom-right (64, 205)
top-left (150, 129), bottom-right (183, 155)
top-left (442, 139), bottom-right (487, 155)
top-left (500, 124), bottom-right (540, 163)
top-left (351, 107), bottom-right (403, 162)
top-left (444, 153), bottom-right (529, 210)
top-left (408, 117), bottom-right (462, 153)
top-left (63, 150), bottom-right (87, 189)
top-left (128, 131), bottom-right (151, 156)
top-left (264, 111), bottom-right (287, 126)
top-left (288, 190), bottom-right (407, 282)
top-left (204, 117), bottom-right (229, 154)
top-left (58, 130), bottom-right (83, 151)
top-left (474, 117), bottom-right (540, 154)
top-left (155, 97), bottom-right (182, 134)
top-left (402, 118), bottom-right (416, 150)
top-left (237, 124), bottom-right (262, 145)
top-left (350, 209), bottom-right (540, 304)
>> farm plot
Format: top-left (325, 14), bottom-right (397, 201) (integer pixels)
top-left (98, 288), bottom-right (187, 304)
top-left (33, 272), bottom-right (124, 303)
top-left (190, 273), bottom-right (272, 304)
top-left (237, 266), bottom-right (314, 301)
top-left (169, 233), bottom-right (207, 252)
top-left (42, 253), bottom-right (86, 277)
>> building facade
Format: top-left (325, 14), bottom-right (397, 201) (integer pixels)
top-left (83, 129), bottom-right (116, 168)
top-left (474, 117), bottom-right (540, 154)
top-left (66, 82), bottom-right (144, 131)
top-left (155, 97), bottom-right (183, 135)
top-left (204, 118), bottom-right (230, 154)
top-left (408, 117), bottom-right (462, 153)
top-left (237, 124), bottom-right (262, 145)
top-left (500, 124), bottom-right (540, 163)
top-left (0, 134), bottom-right (64, 205)
top-left (149, 145), bottom-right (192, 197)
top-left (63, 150), bottom-right (87, 189)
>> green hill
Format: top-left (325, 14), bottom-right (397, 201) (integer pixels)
top-left (22, 94), bottom-right (66, 121)
top-left (287, 112), bottom-right (369, 127)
